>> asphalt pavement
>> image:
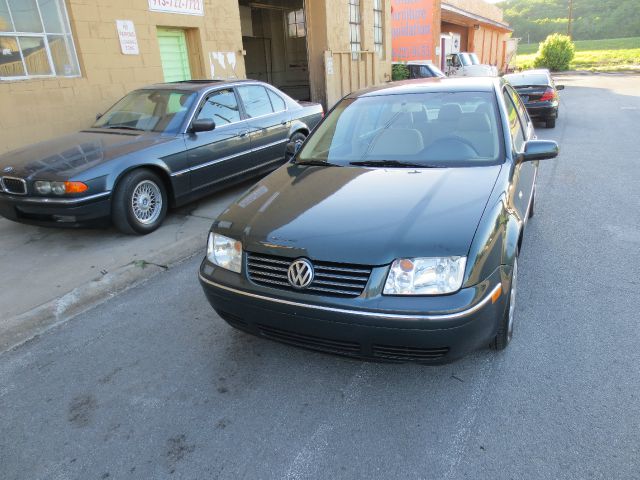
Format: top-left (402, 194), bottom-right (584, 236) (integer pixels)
top-left (1, 74), bottom-right (639, 479)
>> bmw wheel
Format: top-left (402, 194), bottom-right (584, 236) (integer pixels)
top-left (286, 132), bottom-right (307, 161)
top-left (112, 169), bottom-right (168, 235)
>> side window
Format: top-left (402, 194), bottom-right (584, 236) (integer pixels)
top-left (502, 89), bottom-right (525, 152)
top-left (196, 89), bottom-right (241, 125)
top-left (507, 85), bottom-right (530, 132)
top-left (267, 89), bottom-right (286, 112)
top-left (237, 85), bottom-right (274, 118)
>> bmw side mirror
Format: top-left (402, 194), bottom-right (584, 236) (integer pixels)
top-left (191, 118), bottom-right (216, 133)
top-left (521, 140), bottom-right (559, 162)
top-left (556, 84), bottom-right (565, 90)
top-left (95, 113), bottom-right (102, 120)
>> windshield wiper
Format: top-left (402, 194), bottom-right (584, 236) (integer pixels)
top-left (349, 160), bottom-right (438, 168)
top-left (296, 160), bottom-right (342, 167)
top-left (98, 125), bottom-right (145, 131)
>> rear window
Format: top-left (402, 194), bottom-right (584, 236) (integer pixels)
top-left (298, 91), bottom-right (503, 167)
top-left (505, 73), bottom-right (549, 87)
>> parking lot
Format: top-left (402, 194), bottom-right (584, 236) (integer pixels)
top-left (1, 74), bottom-right (639, 479)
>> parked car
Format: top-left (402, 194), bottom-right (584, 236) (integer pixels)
top-left (0, 80), bottom-right (323, 234)
top-left (504, 69), bottom-right (564, 128)
top-left (445, 52), bottom-right (498, 77)
top-left (199, 77), bottom-right (558, 363)
top-left (401, 61), bottom-right (446, 79)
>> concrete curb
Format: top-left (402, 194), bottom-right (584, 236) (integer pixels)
top-left (0, 233), bottom-right (206, 354)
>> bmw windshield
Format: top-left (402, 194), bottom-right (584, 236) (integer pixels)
top-left (93, 89), bottom-right (197, 134)
top-left (297, 91), bottom-right (503, 168)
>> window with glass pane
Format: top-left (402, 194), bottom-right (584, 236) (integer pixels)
top-left (287, 9), bottom-right (305, 38)
top-left (197, 89), bottom-right (241, 125)
top-left (373, 0), bottom-right (384, 59)
top-left (238, 85), bottom-right (274, 118)
top-left (0, 0), bottom-right (80, 79)
top-left (348, 0), bottom-right (361, 61)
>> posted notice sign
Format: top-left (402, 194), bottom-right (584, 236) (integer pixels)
top-left (116, 20), bottom-right (139, 55)
top-left (148, 0), bottom-right (204, 16)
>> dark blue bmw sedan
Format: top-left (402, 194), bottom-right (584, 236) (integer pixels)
top-left (0, 80), bottom-right (322, 234)
top-left (199, 77), bottom-right (559, 363)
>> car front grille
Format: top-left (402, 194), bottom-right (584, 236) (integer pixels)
top-left (246, 252), bottom-right (372, 297)
top-left (372, 344), bottom-right (450, 361)
top-left (256, 324), bottom-right (362, 356)
top-left (1, 177), bottom-right (27, 195)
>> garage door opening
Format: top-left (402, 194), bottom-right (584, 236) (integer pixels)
top-left (239, 0), bottom-right (310, 100)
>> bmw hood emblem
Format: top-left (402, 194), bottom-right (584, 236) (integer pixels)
top-left (3, 166), bottom-right (14, 173)
top-left (287, 258), bottom-right (314, 289)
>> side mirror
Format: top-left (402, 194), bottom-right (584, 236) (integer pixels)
top-left (556, 85), bottom-right (565, 91)
top-left (521, 140), bottom-right (559, 162)
top-left (190, 118), bottom-right (215, 133)
top-left (95, 113), bottom-right (103, 120)
top-left (285, 138), bottom-right (303, 162)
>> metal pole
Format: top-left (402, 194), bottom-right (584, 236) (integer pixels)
top-left (567, 0), bottom-right (574, 39)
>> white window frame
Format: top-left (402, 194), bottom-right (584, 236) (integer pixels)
top-left (373, 0), bottom-right (384, 59)
top-left (0, 0), bottom-right (81, 81)
top-left (348, 0), bottom-right (361, 61)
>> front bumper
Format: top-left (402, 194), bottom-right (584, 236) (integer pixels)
top-left (0, 191), bottom-right (111, 227)
top-left (199, 259), bottom-right (510, 363)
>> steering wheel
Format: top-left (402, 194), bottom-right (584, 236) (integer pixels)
top-left (427, 135), bottom-right (479, 157)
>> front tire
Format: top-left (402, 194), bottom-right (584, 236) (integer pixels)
top-left (112, 169), bottom-right (168, 235)
top-left (491, 258), bottom-right (518, 351)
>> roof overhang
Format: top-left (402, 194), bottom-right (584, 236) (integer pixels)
top-left (441, 3), bottom-right (513, 33)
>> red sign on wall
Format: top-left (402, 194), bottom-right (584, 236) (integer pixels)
top-left (391, 0), bottom-right (434, 62)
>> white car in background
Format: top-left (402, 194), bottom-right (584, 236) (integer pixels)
top-left (445, 52), bottom-right (498, 77)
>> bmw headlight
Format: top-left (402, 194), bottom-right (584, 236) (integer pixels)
top-left (383, 257), bottom-right (467, 295)
top-left (206, 233), bottom-right (242, 273)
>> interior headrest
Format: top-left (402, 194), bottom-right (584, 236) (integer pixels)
top-left (437, 103), bottom-right (463, 122)
top-left (459, 112), bottom-right (491, 132)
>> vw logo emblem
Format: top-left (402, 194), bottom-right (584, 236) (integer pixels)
top-left (3, 166), bottom-right (14, 173)
top-left (287, 258), bottom-right (314, 289)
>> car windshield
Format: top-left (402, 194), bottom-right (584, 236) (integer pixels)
top-left (297, 91), bottom-right (502, 168)
top-left (459, 53), bottom-right (473, 66)
top-left (505, 73), bottom-right (549, 87)
top-left (93, 89), bottom-right (197, 134)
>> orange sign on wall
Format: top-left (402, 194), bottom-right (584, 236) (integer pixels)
top-left (391, 0), bottom-right (434, 62)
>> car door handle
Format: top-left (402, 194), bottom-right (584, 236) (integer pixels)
top-left (239, 129), bottom-right (249, 137)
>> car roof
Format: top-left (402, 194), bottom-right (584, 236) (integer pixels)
top-left (505, 69), bottom-right (550, 78)
top-left (141, 78), bottom-right (261, 92)
top-left (348, 77), bottom-right (502, 98)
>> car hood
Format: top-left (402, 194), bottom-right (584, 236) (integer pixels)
top-left (214, 163), bottom-right (502, 265)
top-left (0, 130), bottom-right (175, 179)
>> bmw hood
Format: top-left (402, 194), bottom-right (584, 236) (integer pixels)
top-left (214, 163), bottom-right (502, 266)
top-left (0, 130), bottom-right (176, 180)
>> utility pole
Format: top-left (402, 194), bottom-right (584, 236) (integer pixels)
top-left (567, 0), bottom-right (574, 39)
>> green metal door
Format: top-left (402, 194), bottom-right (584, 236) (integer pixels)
top-left (157, 28), bottom-right (191, 82)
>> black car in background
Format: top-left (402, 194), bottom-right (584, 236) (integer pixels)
top-left (0, 80), bottom-right (323, 234)
top-left (199, 77), bottom-right (559, 363)
top-left (504, 69), bottom-right (564, 128)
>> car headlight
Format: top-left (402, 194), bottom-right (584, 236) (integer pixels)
top-left (383, 257), bottom-right (467, 295)
top-left (206, 232), bottom-right (242, 273)
top-left (33, 180), bottom-right (88, 195)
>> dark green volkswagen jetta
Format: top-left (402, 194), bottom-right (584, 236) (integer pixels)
top-left (199, 77), bottom-right (558, 363)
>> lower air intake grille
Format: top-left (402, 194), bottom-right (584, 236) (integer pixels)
top-left (246, 252), bottom-right (372, 297)
top-left (372, 344), bottom-right (450, 361)
top-left (257, 324), bottom-right (361, 356)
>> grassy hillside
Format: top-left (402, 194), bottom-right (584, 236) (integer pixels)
top-left (515, 37), bottom-right (640, 71)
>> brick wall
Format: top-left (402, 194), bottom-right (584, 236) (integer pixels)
top-left (0, 0), bottom-right (244, 153)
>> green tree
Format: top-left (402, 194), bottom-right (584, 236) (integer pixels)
top-left (533, 34), bottom-right (576, 70)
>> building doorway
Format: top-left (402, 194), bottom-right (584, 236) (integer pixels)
top-left (157, 28), bottom-right (192, 82)
top-left (238, 0), bottom-right (310, 100)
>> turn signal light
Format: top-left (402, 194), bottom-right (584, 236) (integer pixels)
top-left (491, 284), bottom-right (502, 304)
top-left (64, 181), bottom-right (89, 194)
